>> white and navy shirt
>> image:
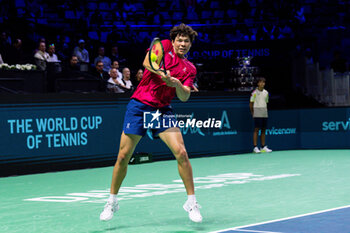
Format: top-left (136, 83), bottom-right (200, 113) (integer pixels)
top-left (250, 88), bottom-right (269, 118)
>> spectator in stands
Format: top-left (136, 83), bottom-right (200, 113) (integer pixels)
top-left (111, 60), bottom-right (122, 79)
top-left (61, 55), bottom-right (87, 80)
top-left (7, 39), bottom-right (24, 64)
top-left (73, 39), bottom-right (89, 72)
top-left (33, 38), bottom-right (46, 54)
top-left (66, 55), bottom-right (80, 72)
top-left (110, 45), bottom-right (120, 62)
top-left (0, 31), bottom-right (11, 62)
top-left (116, 67), bottom-right (133, 93)
top-left (92, 61), bottom-right (109, 91)
top-left (56, 34), bottom-right (71, 61)
top-left (133, 68), bottom-right (143, 87)
top-left (331, 51), bottom-right (348, 73)
top-left (46, 43), bottom-right (62, 78)
top-left (94, 46), bottom-right (111, 72)
top-left (34, 42), bottom-right (49, 70)
top-left (47, 44), bottom-right (60, 62)
top-left (106, 68), bottom-right (128, 93)
top-left (110, 45), bottom-right (126, 67)
top-left (1, 31), bottom-right (11, 46)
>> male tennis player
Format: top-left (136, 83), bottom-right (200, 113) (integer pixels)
top-left (100, 24), bottom-right (202, 223)
top-left (250, 77), bottom-right (272, 153)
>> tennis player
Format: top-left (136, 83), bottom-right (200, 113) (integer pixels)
top-left (250, 77), bottom-right (272, 153)
top-left (100, 23), bottom-right (202, 223)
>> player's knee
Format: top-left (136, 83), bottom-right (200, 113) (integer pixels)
top-left (117, 152), bottom-right (132, 166)
top-left (176, 148), bottom-right (189, 164)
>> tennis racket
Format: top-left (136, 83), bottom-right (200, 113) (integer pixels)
top-left (148, 37), bottom-right (167, 74)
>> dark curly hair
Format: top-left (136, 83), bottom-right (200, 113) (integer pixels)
top-left (169, 23), bottom-right (198, 43)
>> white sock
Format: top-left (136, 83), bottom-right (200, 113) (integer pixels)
top-left (187, 195), bottom-right (197, 203)
top-left (108, 194), bottom-right (118, 203)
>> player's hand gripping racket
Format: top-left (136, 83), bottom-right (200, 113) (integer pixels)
top-left (148, 37), bottom-right (167, 75)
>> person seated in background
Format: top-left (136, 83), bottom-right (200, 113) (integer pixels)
top-left (73, 39), bottom-right (89, 72)
top-left (7, 39), bottom-right (24, 65)
top-left (91, 61), bottom-right (109, 91)
top-left (111, 60), bottom-right (123, 79)
top-left (34, 42), bottom-right (49, 70)
top-left (117, 67), bottom-right (133, 92)
top-left (133, 68), bottom-right (143, 87)
top-left (67, 55), bottom-right (80, 71)
top-left (47, 44), bottom-right (60, 62)
top-left (110, 45), bottom-right (126, 67)
top-left (61, 55), bottom-right (83, 79)
top-left (106, 68), bottom-right (128, 93)
top-left (94, 46), bottom-right (111, 72)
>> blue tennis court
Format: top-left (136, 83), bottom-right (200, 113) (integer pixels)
top-left (213, 205), bottom-right (350, 233)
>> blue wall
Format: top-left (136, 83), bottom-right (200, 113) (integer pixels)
top-left (0, 95), bottom-right (348, 166)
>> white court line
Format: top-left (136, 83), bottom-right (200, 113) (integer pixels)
top-left (229, 229), bottom-right (282, 233)
top-left (209, 204), bottom-right (350, 233)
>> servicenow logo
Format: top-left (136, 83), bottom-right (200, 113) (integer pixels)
top-left (259, 127), bottom-right (296, 135)
top-left (322, 119), bottom-right (350, 131)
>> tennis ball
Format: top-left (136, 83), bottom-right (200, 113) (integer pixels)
top-left (151, 53), bottom-right (158, 62)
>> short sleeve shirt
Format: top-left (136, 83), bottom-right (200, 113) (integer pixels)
top-left (131, 39), bottom-right (196, 108)
top-left (250, 88), bottom-right (269, 118)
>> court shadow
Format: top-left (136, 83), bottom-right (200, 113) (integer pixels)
top-left (90, 217), bottom-right (212, 232)
top-left (89, 227), bottom-right (118, 233)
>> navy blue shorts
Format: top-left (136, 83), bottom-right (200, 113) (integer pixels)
top-left (254, 117), bottom-right (268, 129)
top-left (123, 99), bottom-right (176, 138)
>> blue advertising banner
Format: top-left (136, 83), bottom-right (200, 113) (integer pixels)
top-left (0, 94), bottom-right (348, 169)
top-left (300, 108), bottom-right (350, 148)
top-left (0, 102), bottom-right (124, 164)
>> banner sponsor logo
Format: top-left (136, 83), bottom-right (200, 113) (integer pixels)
top-left (322, 119), bottom-right (350, 131)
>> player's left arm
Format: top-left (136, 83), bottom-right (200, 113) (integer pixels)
top-left (165, 77), bottom-right (191, 102)
top-left (175, 82), bottom-right (191, 102)
top-left (266, 91), bottom-right (269, 104)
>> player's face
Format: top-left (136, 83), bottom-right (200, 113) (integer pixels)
top-left (258, 81), bottom-right (265, 89)
top-left (172, 35), bottom-right (191, 58)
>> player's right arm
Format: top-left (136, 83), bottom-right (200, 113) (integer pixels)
top-left (250, 91), bottom-right (256, 116)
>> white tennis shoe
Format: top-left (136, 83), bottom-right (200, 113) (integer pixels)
top-left (261, 146), bottom-right (272, 153)
top-left (100, 200), bottom-right (119, 221)
top-left (183, 200), bottom-right (202, 223)
top-left (253, 146), bottom-right (261, 153)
